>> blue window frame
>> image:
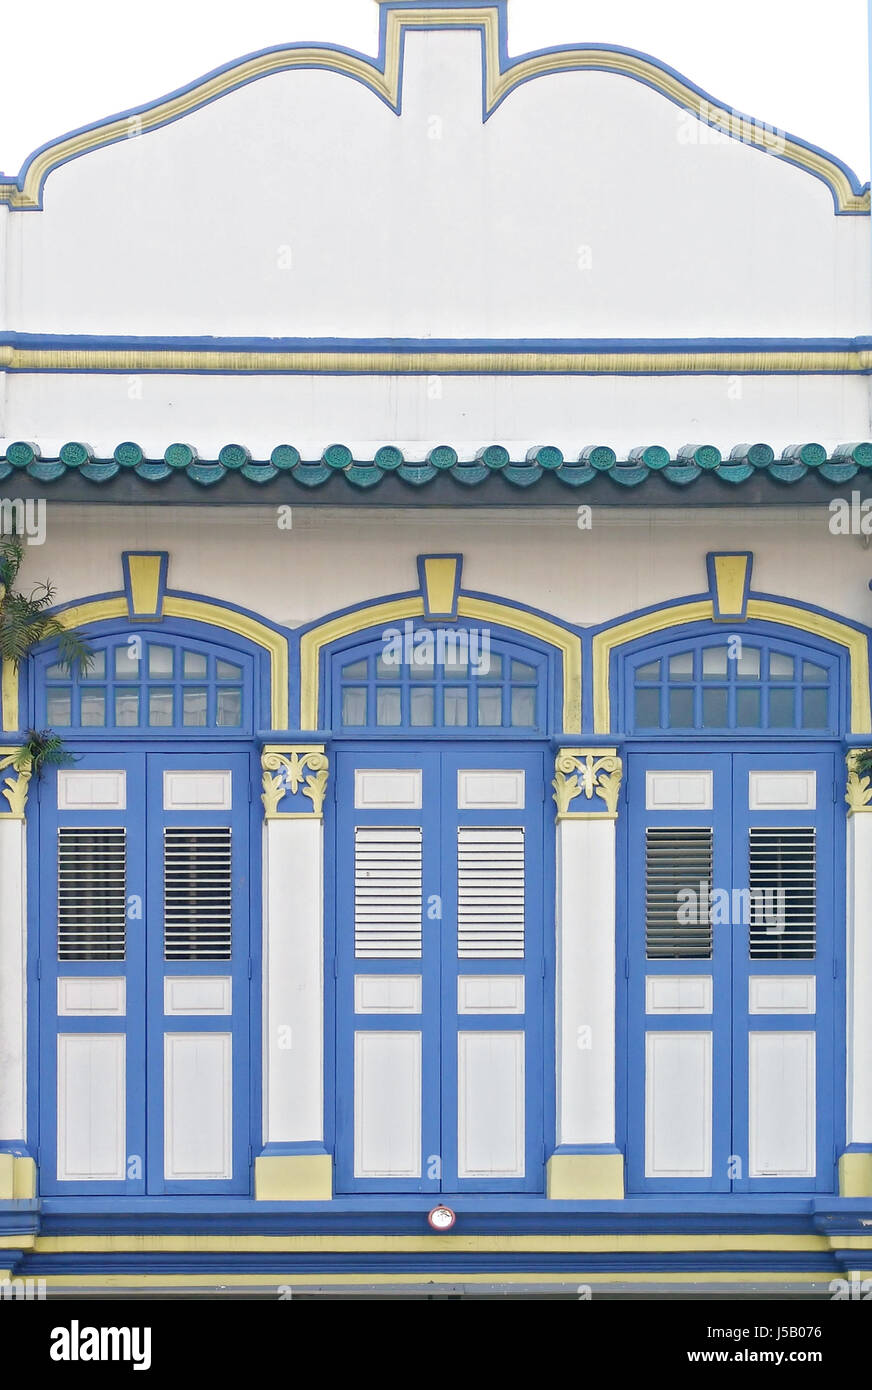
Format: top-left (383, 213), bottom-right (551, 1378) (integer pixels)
top-left (35, 634), bottom-right (253, 735)
top-left (628, 636), bottom-right (836, 734)
top-left (330, 631), bottom-right (546, 733)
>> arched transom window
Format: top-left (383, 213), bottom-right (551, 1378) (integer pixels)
top-left (38, 634), bottom-right (251, 733)
top-left (629, 637), bottom-right (836, 733)
top-left (332, 631), bottom-right (546, 732)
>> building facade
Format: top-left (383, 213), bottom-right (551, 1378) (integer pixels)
top-left (1, 1), bottom-right (871, 1295)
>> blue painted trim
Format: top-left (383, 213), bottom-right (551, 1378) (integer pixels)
top-left (5, 333), bottom-right (872, 352)
top-left (706, 550), bottom-right (753, 621)
top-left (1, 1), bottom-right (865, 214)
top-left (416, 553), bottom-right (462, 619)
top-left (121, 551), bottom-right (168, 620)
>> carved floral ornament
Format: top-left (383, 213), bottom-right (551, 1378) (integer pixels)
top-left (261, 746), bottom-right (329, 819)
top-left (553, 749), bottom-right (623, 820)
top-left (845, 749), bottom-right (872, 814)
top-left (0, 748), bottom-right (32, 819)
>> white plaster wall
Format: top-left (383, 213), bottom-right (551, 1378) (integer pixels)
top-left (3, 371), bottom-right (870, 459)
top-left (20, 502), bottom-right (872, 632)
top-left (0, 821), bottom-right (26, 1142)
top-left (4, 30), bottom-right (869, 339)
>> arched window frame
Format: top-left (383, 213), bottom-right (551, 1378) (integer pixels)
top-left (617, 622), bottom-right (848, 738)
top-left (28, 624), bottom-right (266, 738)
top-left (325, 622), bottom-right (558, 736)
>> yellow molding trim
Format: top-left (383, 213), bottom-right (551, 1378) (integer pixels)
top-left (3, 348), bottom-right (872, 375)
top-left (1, 6), bottom-right (866, 215)
top-left (1, 661), bottom-right (19, 733)
top-left (34, 1271), bottom-right (833, 1287)
top-left (593, 597), bottom-right (872, 734)
top-left (300, 594), bottom-right (581, 731)
top-left (34, 1232), bottom-right (831, 1253)
top-left (52, 594), bottom-right (289, 728)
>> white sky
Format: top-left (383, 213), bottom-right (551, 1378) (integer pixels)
top-left (0, 0), bottom-right (869, 180)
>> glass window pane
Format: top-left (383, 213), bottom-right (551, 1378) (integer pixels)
top-left (47, 690), bottom-right (72, 725)
top-left (802, 688), bottom-right (828, 729)
top-left (45, 660), bottom-right (68, 679)
top-left (376, 652), bottom-right (401, 679)
top-left (511, 687), bottom-right (536, 727)
top-left (115, 645), bottom-right (140, 677)
top-left (183, 651), bottom-right (208, 679)
top-left (477, 687), bottom-right (502, 727)
top-left (444, 687), bottom-right (468, 726)
top-left (802, 661), bottom-right (828, 682)
top-left (410, 658), bottom-right (435, 680)
top-left (668, 688), bottom-right (694, 727)
top-left (635, 661), bottom-right (660, 681)
top-left (341, 659), bottom-right (367, 680)
top-left (668, 652), bottom-right (694, 681)
top-left (769, 651), bottom-right (794, 680)
top-left (376, 688), bottom-right (402, 726)
top-left (701, 688), bottom-right (728, 727)
top-left (768, 688), bottom-right (795, 728)
top-left (148, 645), bottom-right (174, 677)
top-left (148, 688), bottom-right (174, 727)
top-left (115, 690), bottom-right (140, 727)
top-left (702, 647), bottom-right (728, 679)
top-left (736, 647), bottom-right (760, 679)
top-left (477, 653), bottom-right (501, 679)
top-left (444, 658), bottom-right (468, 680)
top-left (410, 687), bottom-right (435, 726)
top-left (342, 687), bottom-right (367, 726)
top-left (736, 688), bottom-right (762, 726)
top-left (80, 690), bottom-right (106, 727)
top-left (217, 687), bottom-right (242, 727)
top-left (634, 687), bottom-right (661, 728)
top-left (510, 659), bottom-right (535, 681)
top-left (182, 688), bottom-right (207, 727)
top-left (83, 650), bottom-right (106, 680)
top-left (216, 659), bottom-right (242, 680)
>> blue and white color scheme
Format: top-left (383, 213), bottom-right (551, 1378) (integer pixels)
top-left (0, 2), bottom-right (871, 1297)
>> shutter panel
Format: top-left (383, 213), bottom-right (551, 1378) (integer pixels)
top-left (645, 827), bottom-right (713, 959)
top-left (57, 827), bottom-right (127, 961)
top-left (354, 826), bottom-right (423, 958)
top-left (164, 827), bottom-right (232, 961)
top-left (457, 826), bottom-right (525, 959)
top-left (749, 827), bottom-right (815, 959)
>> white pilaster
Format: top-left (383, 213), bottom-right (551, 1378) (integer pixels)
top-left (556, 816), bottom-right (616, 1147)
top-left (262, 816), bottom-right (324, 1144)
top-left (549, 749), bottom-right (623, 1199)
top-left (0, 817), bottom-right (27, 1143)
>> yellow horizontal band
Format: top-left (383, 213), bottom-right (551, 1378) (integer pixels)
top-left (1, 348), bottom-right (870, 375)
top-left (35, 1270), bottom-right (832, 1287)
top-left (34, 1233), bottom-right (831, 1253)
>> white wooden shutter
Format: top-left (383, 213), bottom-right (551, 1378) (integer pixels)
top-left (457, 827), bottom-right (525, 959)
top-left (645, 827), bottom-right (713, 959)
top-left (57, 827), bottom-right (127, 961)
top-left (354, 826), bottom-right (423, 958)
top-left (749, 827), bottom-right (815, 959)
top-left (164, 827), bottom-right (232, 960)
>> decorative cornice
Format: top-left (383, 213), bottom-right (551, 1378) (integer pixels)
top-left (261, 745), bottom-right (329, 819)
top-left (0, 749), bottom-right (32, 819)
top-left (553, 749), bottom-right (623, 821)
top-left (845, 750), bottom-right (872, 815)
top-left (1, 3), bottom-right (866, 214)
top-left (3, 440), bottom-right (872, 494)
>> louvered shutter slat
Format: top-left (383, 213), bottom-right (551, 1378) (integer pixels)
top-left (57, 828), bottom-right (127, 961)
top-left (457, 826), bottom-right (525, 959)
top-left (645, 827), bottom-right (713, 959)
top-left (354, 826), bottom-right (422, 957)
top-left (749, 827), bottom-right (815, 959)
top-left (164, 827), bottom-right (232, 960)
